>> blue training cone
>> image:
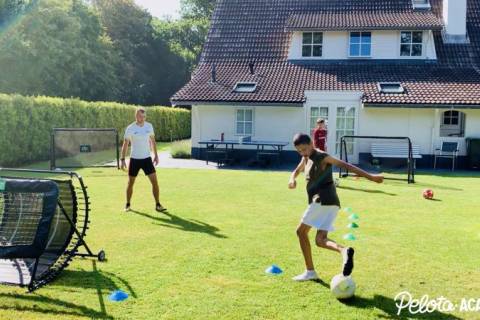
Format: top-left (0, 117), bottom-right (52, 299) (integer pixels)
top-left (108, 290), bottom-right (129, 302)
top-left (265, 264), bottom-right (283, 275)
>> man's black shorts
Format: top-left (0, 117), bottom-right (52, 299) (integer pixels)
top-left (128, 158), bottom-right (156, 177)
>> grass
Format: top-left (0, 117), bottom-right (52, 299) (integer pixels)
top-left (0, 167), bottom-right (479, 319)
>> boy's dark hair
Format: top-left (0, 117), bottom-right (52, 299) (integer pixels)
top-left (293, 133), bottom-right (311, 146)
top-left (316, 118), bottom-right (325, 124)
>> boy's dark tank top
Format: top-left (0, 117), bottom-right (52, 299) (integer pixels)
top-left (305, 149), bottom-right (341, 207)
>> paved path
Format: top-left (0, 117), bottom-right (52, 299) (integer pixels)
top-left (156, 151), bottom-right (219, 170)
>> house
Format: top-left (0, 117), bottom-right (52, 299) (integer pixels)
top-left (171, 0), bottom-right (480, 168)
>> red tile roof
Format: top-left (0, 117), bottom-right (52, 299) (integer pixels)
top-left (285, 12), bottom-right (443, 31)
top-left (171, 0), bottom-right (480, 107)
top-left (172, 61), bottom-right (480, 106)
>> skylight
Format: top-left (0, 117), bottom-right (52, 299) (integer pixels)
top-left (233, 82), bottom-right (257, 93)
top-left (412, 0), bottom-right (431, 10)
top-left (378, 82), bottom-right (405, 94)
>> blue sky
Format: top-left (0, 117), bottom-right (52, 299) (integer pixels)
top-left (134, 0), bottom-right (181, 19)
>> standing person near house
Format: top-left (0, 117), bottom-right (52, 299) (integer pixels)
top-left (312, 118), bottom-right (328, 151)
top-left (120, 107), bottom-right (167, 213)
top-left (288, 133), bottom-right (383, 281)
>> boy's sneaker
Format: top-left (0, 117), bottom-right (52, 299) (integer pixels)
top-left (156, 203), bottom-right (167, 212)
top-left (124, 203), bottom-right (131, 212)
top-left (292, 270), bottom-right (319, 281)
top-left (342, 247), bottom-right (355, 276)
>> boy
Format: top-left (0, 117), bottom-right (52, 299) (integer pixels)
top-left (312, 118), bottom-right (327, 151)
top-left (288, 133), bottom-right (383, 281)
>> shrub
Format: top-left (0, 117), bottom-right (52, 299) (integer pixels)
top-left (170, 140), bottom-right (192, 159)
top-left (0, 93), bottom-right (191, 166)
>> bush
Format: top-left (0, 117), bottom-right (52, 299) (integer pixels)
top-left (170, 140), bottom-right (192, 159)
top-left (0, 93), bottom-right (191, 166)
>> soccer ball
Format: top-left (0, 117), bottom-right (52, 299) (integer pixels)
top-left (423, 189), bottom-right (434, 200)
top-left (330, 274), bottom-right (356, 300)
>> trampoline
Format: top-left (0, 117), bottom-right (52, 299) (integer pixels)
top-left (0, 168), bottom-right (105, 291)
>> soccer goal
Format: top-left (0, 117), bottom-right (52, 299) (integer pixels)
top-left (50, 128), bottom-right (119, 170)
top-left (338, 135), bottom-right (417, 184)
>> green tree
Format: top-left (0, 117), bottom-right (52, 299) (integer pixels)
top-left (0, 0), bottom-right (123, 101)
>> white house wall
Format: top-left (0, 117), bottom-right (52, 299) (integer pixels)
top-left (288, 30), bottom-right (437, 60)
top-left (191, 104), bottom-right (306, 151)
top-left (359, 107), bottom-right (480, 156)
top-left (191, 103), bottom-right (480, 158)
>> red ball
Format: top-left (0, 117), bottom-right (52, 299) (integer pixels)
top-left (423, 189), bottom-right (434, 200)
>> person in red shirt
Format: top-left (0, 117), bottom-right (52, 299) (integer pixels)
top-left (312, 118), bottom-right (327, 151)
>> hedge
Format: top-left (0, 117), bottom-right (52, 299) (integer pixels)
top-left (0, 93), bottom-right (191, 166)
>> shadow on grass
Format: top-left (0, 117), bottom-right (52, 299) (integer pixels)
top-left (0, 261), bottom-right (131, 319)
top-left (338, 294), bottom-right (462, 319)
top-left (337, 185), bottom-right (397, 196)
top-left (130, 210), bottom-right (227, 239)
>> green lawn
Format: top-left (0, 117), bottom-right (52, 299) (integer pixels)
top-left (0, 168), bottom-right (479, 319)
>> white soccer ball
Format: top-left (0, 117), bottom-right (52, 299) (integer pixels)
top-left (330, 274), bottom-right (356, 300)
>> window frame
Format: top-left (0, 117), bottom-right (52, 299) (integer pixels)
top-left (400, 31), bottom-right (424, 58)
top-left (309, 106), bottom-right (329, 134)
top-left (235, 108), bottom-right (255, 136)
top-left (348, 31), bottom-right (372, 58)
top-left (302, 32), bottom-right (323, 58)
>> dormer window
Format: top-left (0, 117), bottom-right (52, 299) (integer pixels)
top-left (349, 32), bottom-right (371, 57)
top-left (233, 82), bottom-right (257, 93)
top-left (378, 82), bottom-right (405, 94)
top-left (400, 31), bottom-right (423, 57)
top-left (302, 32), bottom-right (323, 57)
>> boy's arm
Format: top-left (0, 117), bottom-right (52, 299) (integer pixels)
top-left (288, 157), bottom-right (306, 189)
top-left (324, 155), bottom-right (384, 183)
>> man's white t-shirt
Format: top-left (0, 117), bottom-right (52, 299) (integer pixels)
top-left (124, 122), bottom-right (155, 159)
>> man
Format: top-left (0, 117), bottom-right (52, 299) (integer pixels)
top-left (121, 107), bottom-right (166, 213)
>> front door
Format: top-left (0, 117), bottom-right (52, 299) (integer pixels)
top-left (334, 106), bottom-right (358, 163)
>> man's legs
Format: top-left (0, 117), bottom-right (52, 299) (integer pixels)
top-left (293, 223), bottom-right (319, 281)
top-left (147, 172), bottom-right (160, 204)
top-left (315, 230), bottom-right (355, 276)
top-left (125, 176), bottom-right (136, 210)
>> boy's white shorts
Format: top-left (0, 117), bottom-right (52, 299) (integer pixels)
top-left (300, 203), bottom-right (340, 232)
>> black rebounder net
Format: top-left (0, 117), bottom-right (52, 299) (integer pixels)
top-left (0, 169), bottom-right (105, 292)
top-left (51, 128), bottom-right (119, 170)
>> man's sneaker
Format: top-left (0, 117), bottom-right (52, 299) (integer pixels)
top-left (292, 270), bottom-right (319, 281)
top-left (156, 203), bottom-right (167, 212)
top-left (124, 203), bottom-right (131, 212)
top-left (342, 247), bottom-right (355, 276)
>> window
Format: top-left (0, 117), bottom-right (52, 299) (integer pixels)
top-left (310, 107), bottom-right (329, 133)
top-left (349, 32), bottom-right (371, 57)
top-left (335, 107), bottom-right (356, 154)
top-left (378, 82), bottom-right (405, 94)
top-left (302, 32), bottom-right (323, 57)
top-left (440, 110), bottom-right (466, 137)
top-left (443, 110), bottom-right (460, 125)
top-left (400, 31), bottom-right (423, 57)
top-left (236, 108), bottom-right (254, 136)
top-left (412, 0), bottom-right (431, 9)
top-left (234, 82), bottom-right (257, 93)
